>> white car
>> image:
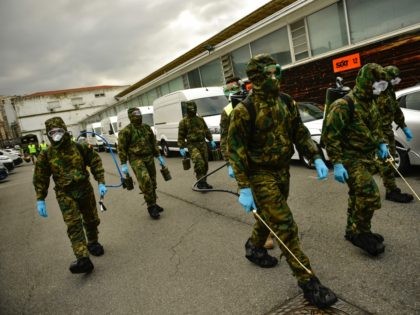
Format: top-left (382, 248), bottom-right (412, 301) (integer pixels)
top-left (0, 149), bottom-right (23, 166)
top-left (291, 102), bottom-right (327, 168)
top-left (0, 155), bottom-right (15, 172)
top-left (393, 85), bottom-right (420, 172)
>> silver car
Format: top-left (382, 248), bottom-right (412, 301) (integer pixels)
top-left (393, 85), bottom-right (420, 172)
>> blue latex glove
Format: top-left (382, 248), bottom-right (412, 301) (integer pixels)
top-left (378, 143), bottom-right (389, 159)
top-left (238, 188), bottom-right (257, 213)
top-left (37, 200), bottom-right (48, 217)
top-left (227, 165), bottom-right (235, 179)
top-left (333, 163), bottom-right (348, 183)
top-left (210, 141), bottom-right (217, 150)
top-left (313, 158), bottom-right (328, 180)
top-left (179, 148), bottom-right (186, 157)
top-left (121, 164), bottom-right (129, 175)
top-left (157, 155), bottom-right (165, 166)
top-left (403, 127), bottom-right (413, 142)
top-left (99, 183), bottom-right (107, 197)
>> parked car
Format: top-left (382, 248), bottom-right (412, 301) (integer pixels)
top-left (0, 150), bottom-right (23, 166)
top-left (0, 156), bottom-right (15, 172)
top-left (291, 102), bottom-right (327, 168)
top-left (393, 85), bottom-right (420, 172)
top-left (0, 163), bottom-right (8, 181)
top-left (3, 148), bottom-right (21, 156)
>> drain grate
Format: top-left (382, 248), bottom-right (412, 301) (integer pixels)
top-left (266, 293), bottom-right (371, 315)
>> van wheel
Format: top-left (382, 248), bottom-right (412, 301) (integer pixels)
top-left (161, 141), bottom-right (170, 157)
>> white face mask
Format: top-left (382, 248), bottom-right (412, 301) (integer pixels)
top-left (390, 77), bottom-right (401, 86)
top-left (372, 80), bottom-right (388, 95)
top-left (52, 132), bottom-right (65, 142)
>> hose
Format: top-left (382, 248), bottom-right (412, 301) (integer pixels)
top-left (77, 131), bottom-right (124, 188)
top-left (192, 161), bottom-right (239, 196)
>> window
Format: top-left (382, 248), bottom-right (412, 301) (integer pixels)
top-left (71, 97), bottom-right (84, 106)
top-left (250, 27), bottom-right (292, 66)
top-left (200, 59), bottom-right (224, 87)
top-left (346, 0), bottom-right (420, 43)
top-left (187, 69), bottom-right (202, 88)
top-left (47, 101), bottom-right (60, 111)
top-left (307, 2), bottom-right (347, 56)
top-left (169, 77), bottom-right (184, 92)
top-left (404, 91), bottom-right (420, 111)
top-left (231, 45), bottom-right (251, 79)
top-left (290, 19), bottom-right (309, 61)
top-left (95, 92), bottom-right (105, 98)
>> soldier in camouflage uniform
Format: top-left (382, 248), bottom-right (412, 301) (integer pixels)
top-left (33, 117), bottom-right (108, 274)
top-left (118, 107), bottom-right (166, 219)
top-left (178, 101), bottom-right (217, 190)
top-left (375, 66), bottom-right (413, 203)
top-left (322, 63), bottom-right (390, 257)
top-left (228, 54), bottom-right (337, 309)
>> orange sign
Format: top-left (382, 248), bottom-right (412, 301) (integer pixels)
top-left (333, 53), bottom-right (361, 73)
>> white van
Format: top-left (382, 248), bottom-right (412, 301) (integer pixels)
top-left (153, 87), bottom-right (228, 157)
top-left (117, 106), bottom-right (155, 134)
top-left (85, 122), bottom-right (104, 151)
top-left (100, 116), bottom-right (118, 151)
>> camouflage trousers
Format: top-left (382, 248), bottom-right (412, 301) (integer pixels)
top-left (379, 133), bottom-right (398, 193)
top-left (56, 181), bottom-right (100, 259)
top-left (130, 156), bottom-right (157, 207)
top-left (344, 158), bottom-right (381, 235)
top-left (187, 142), bottom-right (209, 180)
top-left (249, 167), bottom-right (312, 283)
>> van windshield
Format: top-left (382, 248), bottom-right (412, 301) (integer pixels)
top-left (187, 96), bottom-right (228, 117)
top-left (142, 113), bottom-right (154, 126)
top-left (112, 122), bottom-right (118, 133)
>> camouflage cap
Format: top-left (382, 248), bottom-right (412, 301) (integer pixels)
top-left (355, 63), bottom-right (387, 91)
top-left (45, 116), bottom-right (68, 132)
top-left (246, 53), bottom-right (278, 83)
top-left (384, 65), bottom-right (400, 80)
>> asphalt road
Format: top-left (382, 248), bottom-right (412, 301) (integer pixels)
top-left (0, 153), bottom-right (419, 315)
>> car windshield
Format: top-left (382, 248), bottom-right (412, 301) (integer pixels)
top-left (297, 102), bottom-right (324, 122)
top-left (182, 96), bottom-right (228, 117)
top-left (111, 122), bottom-right (118, 133)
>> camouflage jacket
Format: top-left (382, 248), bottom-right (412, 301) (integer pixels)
top-left (220, 103), bottom-right (233, 161)
top-left (228, 93), bottom-right (320, 188)
top-left (322, 91), bottom-right (385, 164)
top-left (33, 142), bottom-right (105, 200)
top-left (374, 87), bottom-right (406, 137)
top-left (118, 123), bottom-right (159, 164)
top-left (177, 115), bottom-right (212, 148)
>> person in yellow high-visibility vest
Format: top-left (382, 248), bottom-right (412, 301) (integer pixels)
top-left (28, 142), bottom-right (38, 164)
top-left (39, 140), bottom-right (48, 152)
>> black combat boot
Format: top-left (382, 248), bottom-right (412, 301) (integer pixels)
top-left (155, 204), bottom-right (164, 213)
top-left (299, 277), bottom-right (337, 309)
top-left (345, 231), bottom-right (384, 243)
top-left (202, 181), bottom-right (213, 189)
top-left (196, 180), bottom-right (207, 189)
top-left (386, 188), bottom-right (413, 203)
top-left (147, 205), bottom-right (160, 219)
top-left (87, 242), bottom-right (104, 256)
top-left (69, 257), bottom-right (94, 274)
top-left (245, 238), bottom-right (278, 268)
top-left (347, 232), bottom-right (385, 256)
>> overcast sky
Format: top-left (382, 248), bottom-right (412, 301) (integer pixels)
top-left (0, 0), bottom-right (271, 96)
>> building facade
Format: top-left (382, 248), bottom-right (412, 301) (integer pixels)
top-left (14, 85), bottom-right (129, 143)
top-left (107, 0), bottom-right (419, 115)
